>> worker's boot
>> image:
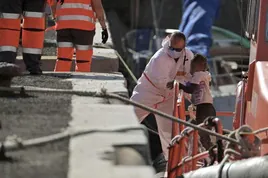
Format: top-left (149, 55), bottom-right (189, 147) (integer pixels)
top-left (0, 62), bottom-right (21, 88)
top-left (23, 54), bottom-right (43, 75)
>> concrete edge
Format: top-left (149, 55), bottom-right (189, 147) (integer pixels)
top-left (68, 72), bottom-right (155, 178)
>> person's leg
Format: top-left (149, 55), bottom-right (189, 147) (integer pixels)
top-left (154, 95), bottom-right (174, 160)
top-left (130, 91), bottom-right (152, 122)
top-left (195, 103), bottom-right (216, 150)
top-left (131, 86), bottom-right (168, 171)
top-left (22, 0), bottom-right (46, 74)
top-left (54, 29), bottom-right (74, 71)
top-left (0, 0), bottom-right (22, 64)
top-left (72, 29), bottom-right (95, 72)
top-left (141, 113), bottom-right (163, 163)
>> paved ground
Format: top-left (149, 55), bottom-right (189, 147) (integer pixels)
top-left (67, 73), bottom-right (153, 178)
top-left (0, 74), bottom-right (72, 178)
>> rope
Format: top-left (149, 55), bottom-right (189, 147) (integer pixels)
top-left (0, 86), bottom-right (240, 145)
top-left (1, 126), bottom-right (146, 152)
top-left (216, 125), bottom-right (262, 178)
top-left (93, 43), bottom-right (138, 83)
top-left (254, 127), bottom-right (268, 135)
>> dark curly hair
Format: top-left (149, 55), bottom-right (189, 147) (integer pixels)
top-left (192, 53), bottom-right (209, 71)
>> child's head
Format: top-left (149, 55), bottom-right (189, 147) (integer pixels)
top-left (190, 54), bottom-right (208, 74)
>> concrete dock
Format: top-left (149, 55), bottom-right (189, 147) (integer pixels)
top-left (0, 21), bottom-right (155, 178)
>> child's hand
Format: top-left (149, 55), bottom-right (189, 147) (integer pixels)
top-left (166, 80), bottom-right (174, 90)
top-left (185, 81), bottom-right (191, 86)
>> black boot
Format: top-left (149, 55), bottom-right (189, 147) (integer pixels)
top-left (0, 62), bottom-right (21, 85)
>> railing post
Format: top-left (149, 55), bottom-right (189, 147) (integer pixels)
top-left (167, 83), bottom-right (180, 178)
top-left (192, 130), bottom-right (199, 170)
top-left (178, 91), bottom-right (186, 132)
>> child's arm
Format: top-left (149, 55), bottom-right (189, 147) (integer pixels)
top-left (179, 82), bottom-right (199, 94)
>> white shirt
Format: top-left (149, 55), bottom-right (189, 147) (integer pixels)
top-left (190, 71), bottom-right (213, 105)
top-left (141, 47), bottom-right (194, 96)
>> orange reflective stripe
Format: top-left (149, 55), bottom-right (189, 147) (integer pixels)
top-left (56, 0), bottom-right (95, 30)
top-left (75, 48), bottom-right (93, 72)
top-left (54, 60), bottom-right (72, 72)
top-left (58, 47), bottom-right (74, 59)
top-left (176, 71), bottom-right (186, 76)
top-left (143, 73), bottom-right (159, 89)
top-left (22, 30), bottom-right (44, 49)
top-left (0, 19), bottom-right (21, 30)
top-left (76, 49), bottom-right (92, 60)
top-left (0, 29), bottom-right (20, 47)
top-left (55, 45), bottom-right (74, 72)
top-left (23, 17), bottom-right (45, 29)
top-left (56, 9), bottom-right (94, 17)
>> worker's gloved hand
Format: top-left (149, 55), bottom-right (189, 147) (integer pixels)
top-left (166, 80), bottom-right (174, 90)
top-left (102, 29), bottom-right (108, 44)
top-left (56, 0), bottom-right (64, 5)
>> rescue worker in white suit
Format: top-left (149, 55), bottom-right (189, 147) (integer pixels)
top-left (130, 32), bottom-right (194, 160)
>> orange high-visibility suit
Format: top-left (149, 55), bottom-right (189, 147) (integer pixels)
top-left (0, 0), bottom-right (46, 74)
top-left (54, 0), bottom-right (96, 72)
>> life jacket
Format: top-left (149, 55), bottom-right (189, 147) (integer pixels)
top-left (56, 0), bottom-right (95, 31)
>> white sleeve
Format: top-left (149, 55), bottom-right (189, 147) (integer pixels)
top-left (191, 74), bottom-right (202, 84)
top-left (175, 49), bottom-right (194, 83)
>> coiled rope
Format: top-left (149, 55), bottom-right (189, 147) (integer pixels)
top-left (217, 125), bottom-right (262, 178)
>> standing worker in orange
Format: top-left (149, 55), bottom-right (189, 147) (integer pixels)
top-left (0, 0), bottom-right (47, 75)
top-left (52, 0), bottom-right (109, 72)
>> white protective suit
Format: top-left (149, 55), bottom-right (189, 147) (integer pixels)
top-left (130, 37), bottom-right (194, 160)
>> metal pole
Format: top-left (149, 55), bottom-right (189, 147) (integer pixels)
top-left (239, 78), bottom-right (246, 126)
top-left (150, 0), bottom-right (161, 49)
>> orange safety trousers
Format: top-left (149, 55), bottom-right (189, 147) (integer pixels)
top-left (54, 29), bottom-right (95, 72)
top-left (0, 0), bottom-right (45, 72)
